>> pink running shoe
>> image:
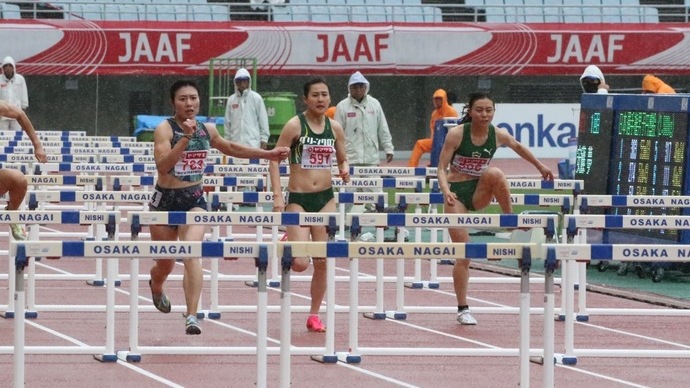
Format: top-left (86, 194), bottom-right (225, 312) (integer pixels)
top-left (306, 315), bottom-right (326, 332)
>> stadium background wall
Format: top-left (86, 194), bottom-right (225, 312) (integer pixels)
top-left (24, 74), bottom-right (686, 151)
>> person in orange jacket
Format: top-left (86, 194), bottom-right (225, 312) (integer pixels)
top-left (325, 106), bottom-right (336, 120)
top-left (642, 75), bottom-right (676, 94)
top-left (408, 89), bottom-right (458, 167)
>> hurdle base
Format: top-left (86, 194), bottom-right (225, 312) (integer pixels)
top-left (268, 280), bottom-right (281, 287)
top-left (0, 311), bottom-right (38, 319)
top-left (93, 354), bottom-right (118, 363)
top-left (530, 356), bottom-right (557, 365)
top-left (576, 314), bottom-right (589, 322)
top-left (86, 279), bottom-right (122, 287)
top-left (437, 259), bottom-right (455, 265)
top-left (427, 282), bottom-right (440, 289)
top-left (404, 282), bottom-right (424, 289)
top-left (207, 312), bottom-right (221, 320)
top-left (336, 352), bottom-right (361, 364)
top-left (556, 354), bottom-right (578, 365)
top-left (385, 311), bottom-right (407, 320)
top-left (0, 311), bottom-right (14, 319)
top-left (310, 354), bottom-right (338, 364)
top-left (363, 312), bottom-right (386, 320)
top-left (556, 314), bottom-right (565, 321)
top-left (117, 350), bottom-right (141, 363)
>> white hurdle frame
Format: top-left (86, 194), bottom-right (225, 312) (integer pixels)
top-left (6, 240), bottom-right (275, 388)
top-left (9, 228), bottom-right (558, 388)
top-left (546, 243), bottom-right (690, 367)
top-left (570, 195), bottom-right (690, 320)
top-left (0, 210), bottom-right (120, 317)
top-left (279, 240), bottom-right (553, 388)
top-left (350, 211), bottom-right (560, 318)
top-left (563, 213), bottom-right (690, 321)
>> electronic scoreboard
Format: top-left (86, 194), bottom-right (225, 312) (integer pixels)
top-left (575, 93), bottom-right (690, 242)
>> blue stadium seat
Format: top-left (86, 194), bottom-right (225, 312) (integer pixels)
top-left (523, 0), bottom-right (545, 22)
top-left (422, 6), bottom-right (442, 22)
top-left (582, 0), bottom-right (603, 22)
top-left (563, 0), bottom-right (584, 22)
top-left (484, 0), bottom-right (507, 22)
top-left (366, 5), bottom-right (390, 22)
top-left (71, 3), bottom-right (104, 20)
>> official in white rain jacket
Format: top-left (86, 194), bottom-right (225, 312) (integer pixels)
top-left (223, 68), bottom-right (269, 149)
top-left (0, 56), bottom-right (29, 131)
top-left (334, 71), bottom-right (394, 166)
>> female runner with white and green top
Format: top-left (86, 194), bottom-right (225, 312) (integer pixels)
top-left (437, 91), bottom-right (554, 326)
top-left (269, 78), bottom-right (350, 333)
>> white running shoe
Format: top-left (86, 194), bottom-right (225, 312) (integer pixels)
top-left (457, 309), bottom-right (478, 325)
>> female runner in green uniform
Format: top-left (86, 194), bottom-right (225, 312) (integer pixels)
top-left (437, 92), bottom-right (553, 326)
top-left (269, 78), bottom-right (350, 332)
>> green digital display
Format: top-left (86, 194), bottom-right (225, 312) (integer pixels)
top-left (575, 94), bottom-right (690, 243)
top-left (574, 108), bottom-right (613, 199)
top-left (609, 110), bottom-right (687, 241)
top-left (617, 111), bottom-right (676, 137)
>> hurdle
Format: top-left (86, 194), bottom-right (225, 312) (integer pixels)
top-left (126, 210), bottom-right (344, 318)
top-left (546, 243), bottom-right (690, 367)
top-left (6, 240), bottom-right (275, 388)
top-left (348, 211), bottom-right (559, 319)
top-left (278, 240), bottom-right (555, 388)
top-left (575, 193), bottom-right (690, 278)
top-left (124, 209), bottom-right (560, 320)
top-left (394, 191), bottom-right (570, 289)
top-left (0, 210), bottom-right (119, 317)
top-left (561, 213), bottom-right (690, 322)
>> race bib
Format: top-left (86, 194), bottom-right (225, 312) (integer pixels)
top-left (175, 150), bottom-right (208, 176)
top-left (149, 188), bottom-right (162, 208)
top-left (451, 155), bottom-right (490, 176)
top-left (301, 145), bottom-right (334, 169)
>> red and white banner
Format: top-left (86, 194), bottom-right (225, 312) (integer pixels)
top-left (4, 20), bottom-right (690, 76)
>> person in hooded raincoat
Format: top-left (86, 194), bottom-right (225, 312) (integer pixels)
top-left (0, 56), bottom-right (29, 131)
top-left (642, 75), bottom-right (676, 94)
top-left (334, 71), bottom-right (394, 212)
top-left (580, 65), bottom-right (609, 94)
top-left (223, 68), bottom-right (270, 149)
top-left (408, 89), bottom-right (458, 167)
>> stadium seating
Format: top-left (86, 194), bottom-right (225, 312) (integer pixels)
top-left (463, 0), bottom-right (658, 23)
top-left (4, 0), bottom-right (667, 23)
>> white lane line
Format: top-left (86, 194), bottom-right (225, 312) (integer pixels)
top-left (385, 316), bottom-right (652, 387)
top-left (115, 361), bottom-right (186, 388)
top-left (386, 318), bottom-right (502, 348)
top-left (577, 321), bottom-right (690, 349)
top-left (557, 365), bottom-right (650, 388)
top-left (336, 362), bottom-right (420, 388)
top-left (25, 320), bottom-right (185, 387)
top-left (206, 314), bottom-right (423, 387)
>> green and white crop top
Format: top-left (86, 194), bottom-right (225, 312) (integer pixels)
top-left (288, 113), bottom-right (336, 169)
top-left (451, 122), bottom-right (497, 177)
